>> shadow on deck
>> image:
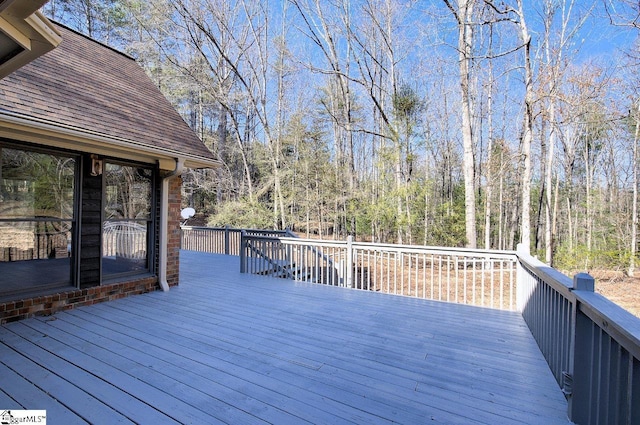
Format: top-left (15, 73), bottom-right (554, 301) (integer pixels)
top-left (0, 251), bottom-right (571, 424)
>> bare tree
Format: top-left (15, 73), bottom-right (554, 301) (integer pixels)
top-left (629, 99), bottom-right (640, 275)
top-left (443, 0), bottom-right (477, 248)
top-left (289, 0), bottom-right (359, 237)
top-left (44, 0), bottom-right (129, 43)
top-left (603, 0), bottom-right (640, 29)
top-left (172, 0), bottom-right (293, 228)
top-left (538, 0), bottom-right (595, 263)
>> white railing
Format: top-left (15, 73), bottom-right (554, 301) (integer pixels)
top-left (181, 226), bottom-right (295, 256)
top-left (181, 226), bottom-right (242, 255)
top-left (240, 233), bottom-right (519, 310)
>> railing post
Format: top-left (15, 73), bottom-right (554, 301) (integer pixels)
top-left (572, 272), bottom-right (595, 292)
top-left (566, 272), bottom-right (595, 425)
top-left (239, 230), bottom-right (246, 273)
top-left (346, 235), bottom-right (354, 288)
top-left (515, 243), bottom-right (528, 312)
top-left (224, 225), bottom-right (230, 255)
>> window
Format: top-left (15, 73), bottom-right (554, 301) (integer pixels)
top-left (0, 146), bottom-right (76, 295)
top-left (102, 162), bottom-right (154, 279)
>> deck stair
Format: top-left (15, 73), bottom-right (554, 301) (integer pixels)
top-left (241, 229), bottom-right (342, 286)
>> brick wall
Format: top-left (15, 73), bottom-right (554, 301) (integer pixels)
top-left (166, 175), bottom-right (182, 287)
top-left (0, 276), bottom-right (158, 324)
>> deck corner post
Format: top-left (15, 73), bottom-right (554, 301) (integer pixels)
top-left (572, 273), bottom-right (595, 292)
top-left (566, 272), bottom-right (596, 424)
top-left (346, 235), bottom-right (354, 288)
top-left (515, 243), bottom-right (528, 312)
top-left (239, 230), bottom-right (247, 273)
top-left (225, 225), bottom-right (230, 255)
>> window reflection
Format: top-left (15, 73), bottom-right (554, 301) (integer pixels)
top-left (102, 163), bottom-right (153, 278)
top-left (0, 148), bottom-right (75, 219)
top-left (0, 147), bottom-right (75, 295)
top-left (104, 164), bottom-right (152, 220)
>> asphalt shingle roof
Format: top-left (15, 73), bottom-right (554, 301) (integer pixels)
top-left (0, 23), bottom-right (215, 163)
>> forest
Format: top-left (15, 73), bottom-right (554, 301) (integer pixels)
top-left (43, 0), bottom-right (640, 273)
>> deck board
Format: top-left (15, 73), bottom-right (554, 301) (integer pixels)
top-left (0, 251), bottom-right (572, 424)
top-left (0, 343), bottom-right (135, 425)
top-left (0, 349), bottom-right (90, 423)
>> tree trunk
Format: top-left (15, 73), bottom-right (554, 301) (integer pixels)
top-left (630, 101), bottom-right (639, 276)
top-left (517, 0), bottom-right (533, 253)
top-left (484, 41), bottom-right (495, 250)
top-left (451, 0), bottom-right (477, 248)
top-left (545, 101), bottom-right (556, 264)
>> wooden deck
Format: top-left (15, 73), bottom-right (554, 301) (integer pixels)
top-left (0, 251), bottom-right (572, 424)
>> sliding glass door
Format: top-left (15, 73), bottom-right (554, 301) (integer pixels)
top-left (0, 145), bottom-right (77, 296)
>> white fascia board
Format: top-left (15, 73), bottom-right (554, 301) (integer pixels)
top-left (0, 111), bottom-right (221, 170)
top-left (0, 10), bottom-right (62, 79)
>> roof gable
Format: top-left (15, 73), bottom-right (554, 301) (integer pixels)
top-left (0, 23), bottom-right (216, 167)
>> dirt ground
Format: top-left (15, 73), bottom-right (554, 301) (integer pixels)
top-left (586, 270), bottom-right (640, 318)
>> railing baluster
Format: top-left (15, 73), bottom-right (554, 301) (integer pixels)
top-left (472, 258), bottom-right (477, 305)
top-left (462, 258), bottom-right (467, 304)
top-left (453, 255), bottom-right (466, 303)
top-left (447, 255), bottom-right (451, 302)
top-left (430, 254), bottom-right (435, 301)
top-left (437, 255), bottom-right (442, 301)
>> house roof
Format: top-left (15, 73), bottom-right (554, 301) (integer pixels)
top-left (0, 23), bottom-right (218, 170)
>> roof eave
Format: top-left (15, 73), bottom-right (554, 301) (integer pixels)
top-left (0, 7), bottom-right (62, 79)
top-left (0, 111), bottom-right (221, 170)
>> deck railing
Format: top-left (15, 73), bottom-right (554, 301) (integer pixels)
top-left (181, 226), bottom-right (294, 256)
top-left (240, 233), bottom-right (519, 310)
top-left (180, 226), bottom-right (640, 425)
top-left (517, 245), bottom-right (640, 425)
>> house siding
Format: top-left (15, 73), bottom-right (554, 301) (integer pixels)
top-left (79, 153), bottom-right (102, 288)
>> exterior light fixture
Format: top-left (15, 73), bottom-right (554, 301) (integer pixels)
top-left (90, 154), bottom-right (103, 176)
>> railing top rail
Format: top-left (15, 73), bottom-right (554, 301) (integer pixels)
top-left (241, 234), bottom-right (518, 259)
top-left (517, 246), bottom-right (640, 358)
top-left (351, 240), bottom-right (517, 259)
top-left (180, 226), bottom-right (245, 232)
top-left (182, 226), bottom-right (297, 239)
top-left (181, 226), bottom-right (231, 232)
top-left (244, 229), bottom-right (290, 234)
top-left (574, 289), bottom-right (640, 359)
top-left (240, 230), bottom-right (291, 238)
top-left (516, 249), bottom-right (574, 299)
